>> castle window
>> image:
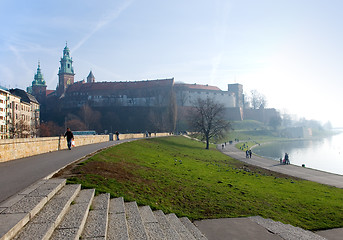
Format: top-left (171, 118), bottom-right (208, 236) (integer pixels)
top-left (68, 64), bottom-right (70, 68)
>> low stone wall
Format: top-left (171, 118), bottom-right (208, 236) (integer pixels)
top-left (0, 132), bottom-right (172, 163)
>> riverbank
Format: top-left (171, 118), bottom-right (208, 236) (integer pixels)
top-left (240, 131), bottom-right (343, 175)
top-left (55, 136), bottom-right (343, 230)
top-left (220, 142), bottom-right (343, 188)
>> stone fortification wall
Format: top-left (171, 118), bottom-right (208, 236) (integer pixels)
top-left (244, 108), bottom-right (279, 124)
top-left (0, 132), bottom-right (171, 163)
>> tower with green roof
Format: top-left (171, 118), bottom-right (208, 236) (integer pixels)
top-left (57, 42), bottom-right (75, 96)
top-left (28, 61), bottom-right (47, 103)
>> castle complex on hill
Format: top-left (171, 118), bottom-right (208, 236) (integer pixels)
top-left (26, 43), bottom-right (279, 134)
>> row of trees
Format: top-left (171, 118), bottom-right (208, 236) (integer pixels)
top-left (39, 103), bottom-right (176, 137)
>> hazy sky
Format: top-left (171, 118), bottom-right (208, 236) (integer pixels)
top-left (1, 0), bottom-right (342, 126)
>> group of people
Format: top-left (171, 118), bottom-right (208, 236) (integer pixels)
top-left (246, 149), bottom-right (252, 158)
top-left (280, 153), bottom-right (290, 165)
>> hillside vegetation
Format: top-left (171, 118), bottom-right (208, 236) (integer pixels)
top-left (60, 136), bottom-right (343, 231)
top-left (227, 120), bottom-right (336, 144)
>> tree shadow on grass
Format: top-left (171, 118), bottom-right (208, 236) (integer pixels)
top-left (147, 136), bottom-right (208, 151)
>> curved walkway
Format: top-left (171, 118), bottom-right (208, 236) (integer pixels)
top-left (219, 143), bottom-right (343, 188)
top-left (0, 139), bottom-right (136, 203)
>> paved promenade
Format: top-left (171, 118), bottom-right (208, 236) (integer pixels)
top-left (0, 139), bottom-right (135, 203)
top-left (220, 143), bottom-right (343, 189)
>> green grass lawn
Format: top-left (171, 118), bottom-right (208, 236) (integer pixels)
top-left (65, 136), bottom-right (343, 231)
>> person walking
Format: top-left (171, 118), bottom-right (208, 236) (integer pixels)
top-left (64, 128), bottom-right (74, 150)
top-left (115, 131), bottom-right (120, 140)
top-left (249, 150), bottom-right (252, 158)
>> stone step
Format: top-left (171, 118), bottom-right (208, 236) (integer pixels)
top-left (50, 188), bottom-right (95, 240)
top-left (0, 179), bottom-right (212, 240)
top-left (125, 202), bottom-right (149, 240)
top-left (139, 206), bottom-right (166, 240)
top-left (153, 210), bottom-right (181, 240)
top-left (107, 197), bottom-right (129, 240)
top-left (180, 217), bottom-right (208, 240)
top-left (0, 178), bottom-right (66, 240)
top-left (12, 184), bottom-right (81, 240)
top-left (166, 213), bottom-right (196, 240)
top-left (81, 193), bottom-right (110, 239)
top-left (249, 216), bottom-right (326, 240)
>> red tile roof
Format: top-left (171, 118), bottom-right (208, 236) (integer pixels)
top-left (46, 90), bottom-right (55, 96)
top-left (66, 78), bottom-right (174, 94)
top-left (174, 83), bottom-right (221, 91)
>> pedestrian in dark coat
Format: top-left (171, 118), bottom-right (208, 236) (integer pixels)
top-left (64, 128), bottom-right (74, 150)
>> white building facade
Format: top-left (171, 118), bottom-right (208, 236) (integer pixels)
top-left (0, 87), bottom-right (9, 139)
top-left (174, 83), bottom-right (236, 108)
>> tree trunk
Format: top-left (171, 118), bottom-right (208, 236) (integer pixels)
top-left (206, 135), bottom-right (209, 149)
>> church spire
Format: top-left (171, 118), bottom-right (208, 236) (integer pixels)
top-left (28, 61), bottom-right (47, 100)
top-left (33, 61), bottom-right (46, 86)
top-left (57, 42), bottom-right (75, 96)
top-left (87, 70), bottom-right (95, 83)
top-left (59, 42), bottom-right (74, 74)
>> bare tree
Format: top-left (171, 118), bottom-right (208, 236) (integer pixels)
top-left (250, 90), bottom-right (267, 109)
top-left (66, 119), bottom-right (87, 131)
top-left (269, 116), bottom-right (282, 130)
top-left (8, 119), bottom-right (30, 138)
top-left (40, 121), bottom-right (64, 137)
top-left (79, 104), bottom-right (101, 130)
top-left (188, 97), bottom-right (231, 149)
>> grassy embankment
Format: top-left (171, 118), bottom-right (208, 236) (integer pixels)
top-left (62, 136), bottom-right (343, 231)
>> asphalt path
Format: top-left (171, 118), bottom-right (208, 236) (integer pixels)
top-left (0, 139), bottom-right (135, 203)
top-left (220, 143), bottom-right (343, 188)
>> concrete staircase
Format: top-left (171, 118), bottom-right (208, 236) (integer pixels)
top-left (0, 179), bottom-right (208, 240)
top-left (249, 216), bottom-right (327, 240)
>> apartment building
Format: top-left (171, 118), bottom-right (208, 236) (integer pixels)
top-left (9, 89), bottom-right (40, 138)
top-left (0, 87), bottom-right (9, 139)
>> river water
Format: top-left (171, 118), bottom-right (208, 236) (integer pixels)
top-left (252, 131), bottom-right (343, 176)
